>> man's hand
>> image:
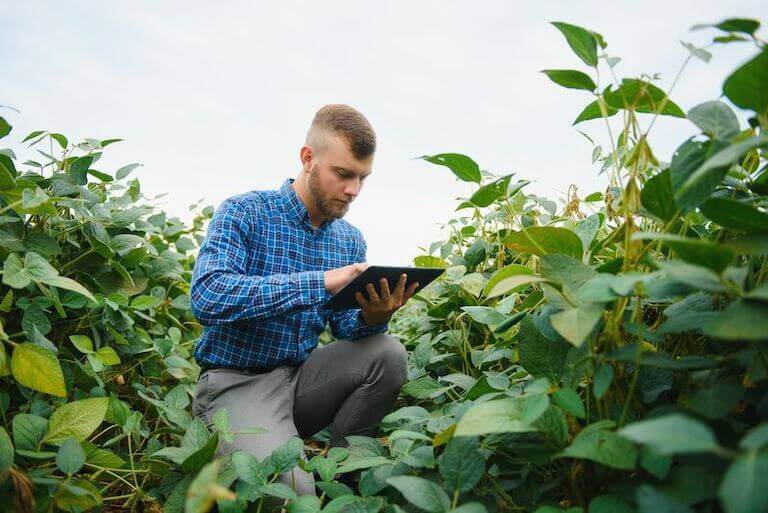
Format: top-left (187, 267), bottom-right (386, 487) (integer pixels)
top-left (356, 273), bottom-right (419, 325)
top-left (324, 262), bottom-right (370, 295)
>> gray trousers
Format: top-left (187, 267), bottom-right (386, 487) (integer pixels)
top-left (191, 333), bottom-right (408, 496)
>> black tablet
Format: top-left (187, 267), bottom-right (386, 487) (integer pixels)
top-left (322, 265), bottom-right (445, 311)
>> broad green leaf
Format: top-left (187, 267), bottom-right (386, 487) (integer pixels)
top-left (11, 343), bottom-right (66, 397)
top-left (700, 198), bottom-right (768, 232)
top-left (504, 226), bottom-right (583, 259)
top-left (414, 255), bottom-right (449, 268)
top-left (618, 414), bottom-right (718, 455)
top-left (676, 134), bottom-right (768, 211)
top-left (593, 363), bottom-right (613, 400)
top-left (702, 300), bottom-right (768, 341)
top-left (518, 315), bottom-right (570, 381)
top-left (692, 18), bottom-right (761, 35)
top-left (468, 175), bottom-right (512, 207)
top-left (604, 79), bottom-right (685, 117)
top-left (573, 100), bottom-right (618, 124)
top-left (12, 413), bottom-right (48, 451)
top-left (386, 475), bottom-right (451, 513)
top-left (56, 437), bottom-right (85, 474)
top-left (401, 375), bottom-right (446, 400)
top-left (551, 21), bottom-right (598, 67)
top-left (723, 49), bottom-right (768, 113)
top-left (719, 450), bottom-right (768, 513)
top-left (0, 159), bottom-right (16, 190)
top-left (632, 232), bottom-right (735, 273)
top-left (557, 422), bottom-right (636, 470)
top-left (550, 304), bottom-right (603, 346)
top-left (552, 387), bottom-right (585, 419)
top-left (96, 346), bottom-right (121, 366)
top-left (541, 69), bottom-right (596, 91)
top-left (589, 495), bottom-right (635, 513)
top-left (636, 485), bottom-right (692, 513)
top-left (439, 436), bottom-right (484, 494)
top-left (0, 117), bottom-right (11, 139)
top-left (419, 153), bottom-right (481, 183)
top-left (130, 294), bottom-right (161, 310)
top-left (0, 427), bottom-right (13, 472)
top-left (483, 264), bottom-right (534, 298)
top-left (44, 397), bottom-right (109, 445)
top-left (688, 382), bottom-right (743, 419)
top-left (458, 272), bottom-right (486, 297)
top-left (641, 169), bottom-right (677, 222)
top-left (2, 253), bottom-right (28, 288)
top-left (69, 335), bottom-right (94, 354)
top-left (687, 101), bottom-right (740, 140)
top-left (455, 394), bottom-right (549, 437)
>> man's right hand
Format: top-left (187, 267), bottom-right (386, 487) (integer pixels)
top-left (324, 262), bottom-right (370, 295)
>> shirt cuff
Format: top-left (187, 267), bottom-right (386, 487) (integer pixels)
top-left (296, 270), bottom-right (331, 306)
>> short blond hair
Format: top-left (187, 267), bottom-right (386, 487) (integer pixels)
top-left (306, 104), bottom-right (376, 160)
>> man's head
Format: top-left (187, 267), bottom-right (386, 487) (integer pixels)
top-left (298, 104), bottom-right (376, 222)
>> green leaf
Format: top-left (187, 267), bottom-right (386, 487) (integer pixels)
top-left (693, 18), bottom-right (761, 35)
top-left (688, 382), bottom-right (743, 419)
top-left (551, 21), bottom-right (598, 67)
top-left (419, 153), bottom-right (481, 183)
top-left (414, 255), bottom-right (449, 268)
top-left (69, 335), bottom-right (94, 354)
top-left (618, 414), bottom-right (718, 455)
top-left (12, 413), bottom-right (48, 451)
top-left (687, 101), bottom-right (740, 140)
top-left (641, 169), bottom-right (678, 222)
top-left (676, 134), bottom-right (768, 211)
top-left (552, 387), bottom-right (585, 419)
top-left (44, 398), bottom-right (109, 445)
top-left (723, 49), bottom-right (768, 113)
top-left (632, 232), bottom-right (735, 273)
top-left (504, 226), bottom-right (583, 259)
top-left (401, 375), bottom-right (446, 400)
top-left (483, 264), bottom-right (534, 298)
top-left (636, 485), bottom-right (692, 513)
top-left (518, 315), bottom-right (570, 381)
top-left (439, 436), bottom-right (484, 494)
top-left (541, 69), bottom-right (596, 91)
top-left (130, 294), bottom-right (161, 310)
top-left (0, 117), bottom-right (11, 139)
top-left (11, 343), bottom-right (66, 397)
top-left (719, 450), bottom-right (768, 513)
top-left (593, 363), bottom-right (613, 400)
top-left (700, 198), bottom-right (768, 232)
top-left (386, 475), bottom-right (451, 513)
top-left (468, 175), bottom-right (512, 207)
top-left (702, 300), bottom-right (768, 341)
top-left (96, 347), bottom-right (121, 366)
top-left (0, 427), bottom-right (13, 472)
top-left (681, 41), bottom-right (712, 63)
top-left (2, 254), bottom-right (28, 288)
top-left (557, 422), bottom-right (636, 470)
top-left (573, 100), bottom-right (618, 124)
top-left (0, 159), bottom-right (16, 190)
top-left (56, 438), bottom-right (85, 474)
top-left (604, 79), bottom-right (685, 117)
top-left (455, 394), bottom-right (549, 437)
top-left (550, 304), bottom-right (603, 346)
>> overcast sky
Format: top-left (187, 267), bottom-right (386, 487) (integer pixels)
top-left (2, 1), bottom-right (764, 265)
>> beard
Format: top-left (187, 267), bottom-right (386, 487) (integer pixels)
top-left (308, 166), bottom-right (349, 221)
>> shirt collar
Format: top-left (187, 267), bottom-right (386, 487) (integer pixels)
top-left (279, 177), bottom-right (333, 233)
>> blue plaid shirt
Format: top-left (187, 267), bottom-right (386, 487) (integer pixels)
top-left (190, 177), bottom-right (389, 371)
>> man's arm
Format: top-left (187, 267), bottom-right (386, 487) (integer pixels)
top-left (190, 197), bottom-right (328, 326)
top-left (327, 235), bottom-right (389, 340)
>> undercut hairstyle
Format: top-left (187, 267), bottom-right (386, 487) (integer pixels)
top-left (305, 104), bottom-right (376, 160)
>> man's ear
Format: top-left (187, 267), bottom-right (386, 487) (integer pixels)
top-left (299, 145), bottom-right (313, 174)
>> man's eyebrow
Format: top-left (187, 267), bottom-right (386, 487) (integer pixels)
top-left (334, 166), bottom-right (372, 177)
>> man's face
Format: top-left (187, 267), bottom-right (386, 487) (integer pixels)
top-left (305, 133), bottom-right (373, 221)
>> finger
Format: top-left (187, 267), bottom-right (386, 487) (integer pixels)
top-left (355, 291), bottom-right (368, 307)
top-left (365, 282), bottom-right (380, 302)
top-left (394, 273), bottom-right (407, 303)
top-left (402, 282), bottom-right (419, 304)
top-left (380, 277), bottom-right (391, 298)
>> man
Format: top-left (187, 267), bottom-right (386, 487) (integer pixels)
top-left (189, 104), bottom-right (418, 497)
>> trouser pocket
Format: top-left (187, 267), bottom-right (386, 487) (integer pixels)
top-left (191, 371), bottom-right (211, 422)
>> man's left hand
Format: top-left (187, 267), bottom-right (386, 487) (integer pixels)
top-left (356, 273), bottom-right (419, 325)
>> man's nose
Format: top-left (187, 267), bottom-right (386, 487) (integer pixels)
top-left (344, 178), bottom-right (363, 198)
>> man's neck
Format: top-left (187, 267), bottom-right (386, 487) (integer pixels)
top-left (291, 176), bottom-right (325, 229)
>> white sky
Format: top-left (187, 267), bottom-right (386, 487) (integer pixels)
top-left (2, 1), bottom-right (764, 265)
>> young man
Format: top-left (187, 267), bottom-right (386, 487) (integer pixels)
top-left (189, 104), bottom-right (418, 496)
